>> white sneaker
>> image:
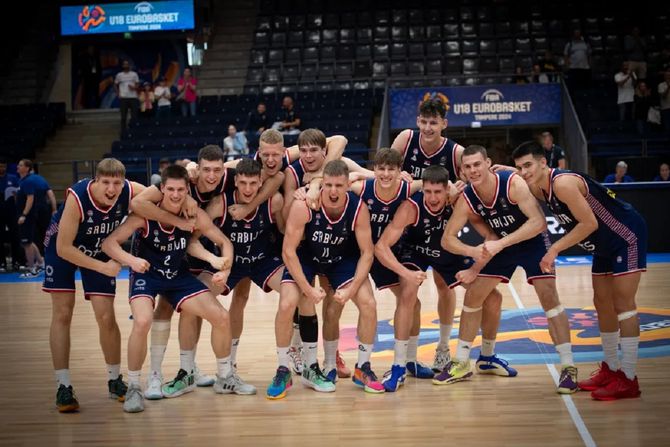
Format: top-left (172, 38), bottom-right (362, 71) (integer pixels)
top-left (144, 372), bottom-right (163, 400)
top-left (288, 346), bottom-right (304, 375)
top-left (214, 371), bottom-right (257, 395)
top-left (123, 385), bottom-right (145, 413)
top-left (432, 347), bottom-right (451, 373)
top-left (194, 364), bottom-right (215, 387)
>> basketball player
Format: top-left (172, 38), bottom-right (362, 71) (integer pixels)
top-left (512, 142), bottom-right (645, 400)
top-left (42, 158), bottom-right (146, 412)
top-left (268, 160), bottom-right (383, 399)
top-left (440, 145), bottom-right (577, 394)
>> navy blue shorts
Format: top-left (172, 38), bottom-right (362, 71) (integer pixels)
top-left (19, 214), bottom-right (37, 245)
top-left (187, 237), bottom-right (220, 274)
top-left (129, 269), bottom-right (210, 312)
top-left (479, 234), bottom-right (554, 284)
top-left (400, 249), bottom-right (474, 288)
top-left (369, 259), bottom-right (399, 290)
top-left (223, 255), bottom-right (284, 295)
top-left (281, 257), bottom-right (357, 290)
top-left (592, 210), bottom-right (648, 276)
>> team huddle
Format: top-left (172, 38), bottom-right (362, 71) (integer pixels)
top-left (43, 99), bottom-right (647, 414)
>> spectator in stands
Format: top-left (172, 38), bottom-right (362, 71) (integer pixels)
top-left (539, 131), bottom-right (566, 169)
top-left (272, 96), bottom-right (301, 135)
top-left (150, 157), bottom-right (171, 187)
top-left (615, 62), bottom-right (636, 122)
top-left (659, 68), bottom-right (670, 134)
top-left (633, 80), bottom-right (654, 135)
top-left (245, 102), bottom-right (271, 137)
top-left (177, 67), bottom-right (198, 117)
top-left (138, 82), bottom-right (155, 118)
top-left (78, 45), bottom-right (101, 109)
top-left (624, 26), bottom-right (647, 81)
top-left (223, 124), bottom-right (249, 161)
top-left (531, 64), bottom-right (549, 83)
top-left (114, 59), bottom-right (139, 131)
top-left (604, 161), bottom-right (634, 183)
top-left (654, 162), bottom-right (670, 181)
top-left (0, 158), bottom-right (25, 272)
top-left (514, 65), bottom-right (529, 84)
top-left (538, 50), bottom-right (558, 82)
top-left (153, 76), bottom-right (172, 121)
top-left (564, 29), bottom-right (592, 91)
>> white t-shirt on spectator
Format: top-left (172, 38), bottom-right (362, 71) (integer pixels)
top-left (659, 82), bottom-right (670, 111)
top-left (115, 71), bottom-right (139, 99)
top-left (614, 72), bottom-right (635, 104)
top-left (154, 86), bottom-right (171, 107)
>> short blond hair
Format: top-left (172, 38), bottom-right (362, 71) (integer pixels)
top-left (96, 158), bottom-right (126, 178)
top-left (260, 129), bottom-right (284, 145)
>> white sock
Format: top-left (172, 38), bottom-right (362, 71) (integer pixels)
top-left (620, 336), bottom-right (639, 380)
top-left (128, 370), bottom-right (141, 387)
top-left (357, 342), bottom-right (373, 366)
top-left (323, 339), bottom-right (338, 371)
top-left (150, 320), bottom-right (171, 374)
top-left (407, 336), bottom-right (419, 363)
top-left (291, 324), bottom-right (302, 347)
top-left (438, 324), bottom-right (453, 350)
top-left (455, 339), bottom-right (472, 362)
top-left (601, 331), bottom-right (620, 370)
top-left (393, 339), bottom-right (408, 367)
top-left (277, 346), bottom-right (290, 368)
top-left (216, 356), bottom-right (232, 378)
top-left (555, 343), bottom-right (574, 366)
top-left (107, 364), bottom-right (121, 381)
top-left (55, 369), bottom-right (71, 388)
top-left (180, 350), bottom-right (195, 373)
top-left (231, 338), bottom-right (240, 366)
top-left (303, 342), bottom-right (318, 367)
top-left (481, 339), bottom-right (495, 357)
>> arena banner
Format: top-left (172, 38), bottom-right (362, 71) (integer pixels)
top-left (60, 1), bottom-right (194, 36)
top-left (389, 84), bottom-right (562, 129)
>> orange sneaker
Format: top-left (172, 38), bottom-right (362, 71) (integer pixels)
top-left (591, 370), bottom-right (641, 401)
top-left (336, 350), bottom-right (351, 378)
top-left (577, 362), bottom-right (617, 391)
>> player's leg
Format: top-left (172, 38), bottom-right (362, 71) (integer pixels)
top-left (475, 287), bottom-right (516, 377)
top-left (89, 294), bottom-right (127, 401)
top-left (229, 277), bottom-right (252, 368)
top-left (267, 281), bottom-right (301, 399)
top-left (348, 280), bottom-right (384, 393)
top-left (431, 272), bottom-right (456, 373)
top-left (320, 275), bottom-right (350, 380)
top-left (124, 297), bottom-right (155, 413)
top-left (49, 291), bottom-right (78, 412)
top-left (145, 295), bottom-right (173, 399)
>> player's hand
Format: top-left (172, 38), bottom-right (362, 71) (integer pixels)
top-left (448, 180), bottom-right (465, 205)
top-left (128, 257), bottom-right (150, 274)
top-left (220, 256), bottom-right (232, 270)
top-left (470, 244), bottom-right (491, 265)
top-left (400, 171), bottom-right (414, 183)
top-left (306, 285), bottom-right (327, 304)
top-left (491, 164), bottom-right (516, 173)
top-left (228, 203), bottom-right (250, 220)
top-left (182, 196), bottom-right (199, 219)
top-left (333, 287), bottom-right (352, 305)
top-left (456, 268), bottom-right (478, 285)
top-left (305, 184), bottom-right (321, 210)
top-left (483, 240), bottom-right (504, 259)
top-left (402, 269), bottom-right (427, 286)
top-left (540, 249), bottom-right (557, 274)
top-left (348, 171), bottom-right (368, 184)
top-left (212, 270), bottom-right (229, 287)
top-left (185, 161), bottom-right (199, 183)
top-left (17, 215), bottom-right (26, 225)
top-left (102, 259), bottom-right (123, 277)
top-left (175, 217), bottom-right (196, 232)
top-left (209, 256), bottom-right (227, 271)
top-left (293, 186), bottom-right (308, 201)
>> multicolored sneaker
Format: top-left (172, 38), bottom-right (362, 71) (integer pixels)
top-left (432, 347), bottom-right (451, 372)
top-left (194, 364), bottom-right (216, 387)
top-left (475, 354), bottom-right (518, 377)
top-left (288, 346), bottom-right (304, 376)
top-left (591, 370), bottom-right (641, 401)
top-left (214, 371), bottom-right (257, 395)
top-left (301, 362), bottom-right (336, 392)
top-left (144, 371), bottom-right (163, 400)
top-left (56, 385), bottom-right (79, 413)
top-left (381, 364), bottom-right (406, 392)
top-left (162, 368), bottom-right (196, 398)
top-left (266, 366), bottom-right (292, 400)
top-left (557, 366), bottom-right (579, 394)
top-left (123, 384), bottom-right (144, 413)
top-left (433, 360), bottom-right (473, 385)
top-left (406, 361), bottom-right (435, 379)
top-left (578, 362), bottom-right (617, 391)
top-left (108, 374), bottom-right (128, 401)
top-left (353, 362), bottom-right (385, 393)
top-left (336, 350), bottom-right (351, 378)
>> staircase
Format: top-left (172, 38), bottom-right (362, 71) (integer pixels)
top-left (198, 0), bottom-right (258, 96)
top-left (36, 110), bottom-right (120, 201)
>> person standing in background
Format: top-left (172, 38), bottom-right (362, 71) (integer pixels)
top-left (153, 76), bottom-right (172, 121)
top-left (539, 131), bottom-right (566, 169)
top-left (564, 29), bottom-right (592, 91)
top-left (624, 26), bottom-right (647, 81)
top-left (114, 59), bottom-right (139, 130)
top-left (0, 158), bottom-right (25, 272)
top-left (177, 67), bottom-right (197, 117)
top-left (615, 62), bottom-right (636, 122)
top-left (78, 45), bottom-right (102, 109)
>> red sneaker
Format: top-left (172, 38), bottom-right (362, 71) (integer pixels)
top-left (591, 370), bottom-right (641, 401)
top-left (336, 350), bottom-right (351, 378)
top-left (577, 362), bottom-right (617, 391)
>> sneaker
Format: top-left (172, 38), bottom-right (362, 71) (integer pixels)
top-left (353, 362), bottom-right (385, 394)
top-left (336, 350), bottom-right (351, 378)
top-left (194, 364), bottom-right (216, 387)
top-left (557, 366), bottom-right (579, 394)
top-left (406, 361), bottom-right (435, 379)
top-left (0, 265), bottom-right (7, 273)
top-left (381, 364), bottom-right (407, 392)
top-left (288, 346), bottom-right (304, 376)
top-left (266, 366), bottom-right (292, 400)
top-left (162, 368), bottom-right (196, 398)
top-left (56, 385), bottom-right (79, 413)
top-left (123, 384), bottom-right (145, 413)
top-left (301, 362), bottom-right (336, 393)
top-left (325, 367), bottom-right (338, 383)
top-left (475, 354), bottom-right (518, 377)
top-left (432, 347), bottom-right (451, 372)
top-left (433, 360), bottom-right (473, 385)
top-left (591, 370), bottom-right (641, 401)
top-left (578, 362), bottom-right (617, 391)
top-left (18, 268), bottom-right (41, 279)
top-left (108, 374), bottom-right (128, 401)
top-left (214, 371), bottom-right (257, 395)
top-left (144, 371), bottom-right (163, 400)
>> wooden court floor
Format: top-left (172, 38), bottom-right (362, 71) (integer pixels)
top-left (1, 263), bottom-right (669, 446)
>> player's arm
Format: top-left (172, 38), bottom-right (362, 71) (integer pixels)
top-left (409, 179), bottom-right (423, 194)
top-left (349, 180), bottom-right (364, 196)
top-left (20, 194), bottom-right (34, 218)
top-left (281, 200), bottom-right (319, 298)
top-left (375, 200), bottom-right (421, 281)
top-left (228, 171), bottom-right (284, 220)
top-left (130, 185), bottom-right (195, 231)
top-left (281, 167), bottom-right (300, 222)
top-left (194, 208), bottom-right (233, 271)
top-left (345, 205), bottom-right (374, 295)
top-left (442, 197), bottom-right (485, 259)
top-left (270, 192), bottom-right (286, 233)
top-left (101, 214), bottom-right (149, 273)
top-left (342, 157), bottom-right (374, 179)
top-left (390, 129), bottom-right (412, 180)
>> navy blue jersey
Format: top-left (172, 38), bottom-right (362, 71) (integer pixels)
top-left (286, 158), bottom-right (309, 188)
top-left (462, 171), bottom-right (529, 239)
top-left (44, 178), bottom-right (132, 260)
top-left (303, 191), bottom-right (363, 264)
top-left (253, 150), bottom-right (291, 172)
top-left (403, 191), bottom-right (454, 265)
top-left (216, 189), bottom-right (278, 264)
top-left (16, 173), bottom-right (51, 214)
top-left (132, 218), bottom-right (191, 279)
top-left (399, 130), bottom-right (461, 181)
top-left (189, 167), bottom-right (236, 209)
top-left (360, 178), bottom-right (410, 243)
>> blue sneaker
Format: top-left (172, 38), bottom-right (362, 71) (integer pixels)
top-left (266, 366), bottom-right (292, 400)
top-left (325, 367), bottom-right (337, 383)
top-left (475, 354), bottom-right (518, 377)
top-left (406, 361), bottom-right (434, 379)
top-left (381, 364), bottom-right (406, 392)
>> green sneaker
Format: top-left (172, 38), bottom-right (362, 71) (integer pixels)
top-left (301, 362), bottom-right (336, 393)
top-left (162, 368), bottom-right (196, 398)
top-left (432, 360), bottom-right (473, 385)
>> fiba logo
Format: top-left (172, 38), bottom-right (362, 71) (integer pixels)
top-left (134, 2), bottom-right (154, 13)
top-left (481, 89), bottom-right (505, 102)
top-left (78, 5), bottom-right (106, 32)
